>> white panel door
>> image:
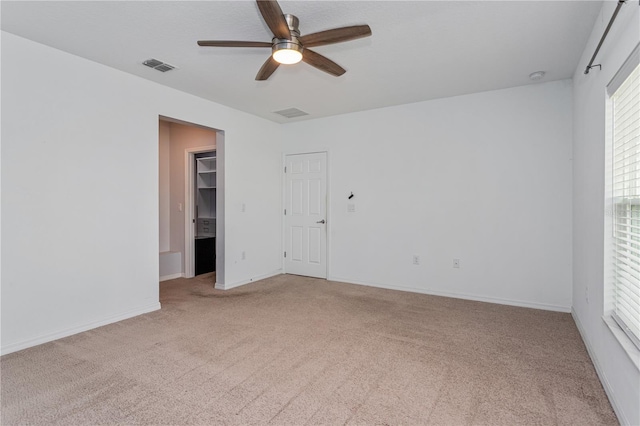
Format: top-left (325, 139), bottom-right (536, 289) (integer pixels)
top-left (285, 152), bottom-right (327, 278)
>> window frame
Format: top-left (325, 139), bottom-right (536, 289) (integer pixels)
top-left (604, 43), bottom-right (640, 363)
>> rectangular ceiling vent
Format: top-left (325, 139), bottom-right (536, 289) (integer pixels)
top-left (273, 108), bottom-right (309, 119)
top-left (143, 58), bottom-right (176, 72)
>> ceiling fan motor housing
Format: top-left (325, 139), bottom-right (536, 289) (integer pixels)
top-left (272, 14), bottom-right (303, 61)
top-left (272, 38), bottom-right (303, 55)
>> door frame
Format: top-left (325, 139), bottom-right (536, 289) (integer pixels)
top-left (158, 115), bottom-right (225, 286)
top-left (184, 145), bottom-right (217, 278)
top-left (282, 149), bottom-right (331, 279)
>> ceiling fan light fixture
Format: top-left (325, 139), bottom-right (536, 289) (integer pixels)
top-left (273, 48), bottom-right (302, 64)
top-left (272, 39), bottom-right (303, 64)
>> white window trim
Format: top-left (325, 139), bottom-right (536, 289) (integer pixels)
top-left (603, 43), bottom-right (640, 370)
top-left (603, 315), bottom-right (640, 370)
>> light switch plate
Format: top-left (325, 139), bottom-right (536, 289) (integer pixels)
top-left (347, 203), bottom-right (356, 212)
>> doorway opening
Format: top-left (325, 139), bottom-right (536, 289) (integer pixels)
top-left (194, 151), bottom-right (216, 275)
top-left (158, 116), bottom-right (225, 286)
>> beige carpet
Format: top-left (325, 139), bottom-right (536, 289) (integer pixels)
top-left (1, 274), bottom-right (617, 425)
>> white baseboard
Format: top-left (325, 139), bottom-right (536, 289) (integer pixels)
top-left (327, 276), bottom-right (571, 313)
top-left (0, 302), bottom-right (162, 356)
top-left (215, 269), bottom-right (282, 290)
top-left (572, 309), bottom-right (628, 426)
top-left (160, 273), bottom-right (184, 282)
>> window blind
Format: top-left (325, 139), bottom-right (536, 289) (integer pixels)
top-left (611, 59), bottom-right (640, 349)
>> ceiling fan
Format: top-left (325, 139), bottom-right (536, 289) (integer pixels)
top-left (197, 0), bottom-right (372, 81)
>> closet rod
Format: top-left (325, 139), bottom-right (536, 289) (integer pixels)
top-left (584, 0), bottom-right (627, 74)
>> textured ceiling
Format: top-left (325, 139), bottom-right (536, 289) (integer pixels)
top-left (1, 1), bottom-right (603, 123)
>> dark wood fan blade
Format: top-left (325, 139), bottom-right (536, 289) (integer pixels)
top-left (256, 0), bottom-right (290, 39)
top-left (302, 49), bottom-right (346, 77)
top-left (256, 56), bottom-right (280, 80)
top-left (299, 25), bottom-right (371, 48)
top-left (197, 40), bottom-right (272, 48)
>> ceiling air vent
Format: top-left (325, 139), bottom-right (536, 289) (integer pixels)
top-left (273, 108), bottom-right (309, 119)
top-left (143, 58), bottom-right (177, 72)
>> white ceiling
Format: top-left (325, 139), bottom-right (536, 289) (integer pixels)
top-left (2, 1), bottom-right (603, 123)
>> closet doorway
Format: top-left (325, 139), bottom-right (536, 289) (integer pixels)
top-left (192, 150), bottom-right (217, 276)
top-left (158, 117), bottom-right (225, 285)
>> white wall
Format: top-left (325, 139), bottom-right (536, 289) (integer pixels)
top-left (1, 32), bottom-right (283, 354)
top-left (159, 251), bottom-right (181, 280)
top-left (282, 80), bottom-right (573, 312)
top-left (167, 122), bottom-right (216, 273)
top-left (159, 121), bottom-right (171, 253)
top-left (571, 3), bottom-right (639, 425)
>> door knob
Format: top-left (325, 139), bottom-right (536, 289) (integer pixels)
top-left (316, 219), bottom-right (326, 224)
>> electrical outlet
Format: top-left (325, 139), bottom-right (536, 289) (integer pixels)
top-left (413, 255), bottom-right (420, 265)
top-left (347, 203), bottom-right (356, 213)
top-left (453, 258), bottom-right (460, 268)
top-left (241, 251), bottom-right (246, 260)
top-left (585, 286), bottom-right (589, 304)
